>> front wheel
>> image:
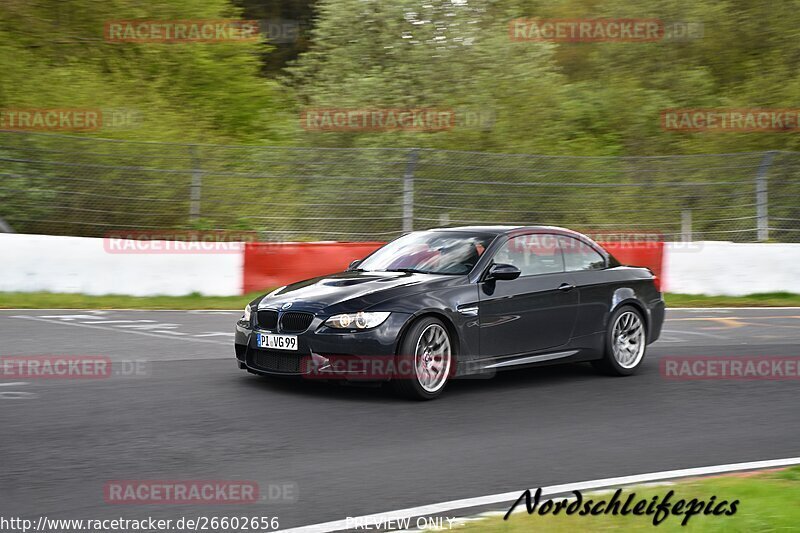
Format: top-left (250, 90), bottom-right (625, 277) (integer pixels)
top-left (592, 305), bottom-right (647, 376)
top-left (392, 317), bottom-right (453, 400)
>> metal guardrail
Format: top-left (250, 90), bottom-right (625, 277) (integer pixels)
top-left (0, 131), bottom-right (798, 241)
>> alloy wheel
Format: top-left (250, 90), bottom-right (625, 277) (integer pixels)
top-left (612, 311), bottom-right (645, 369)
top-left (413, 324), bottom-right (452, 393)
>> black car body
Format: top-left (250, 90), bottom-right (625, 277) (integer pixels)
top-left (235, 226), bottom-right (665, 399)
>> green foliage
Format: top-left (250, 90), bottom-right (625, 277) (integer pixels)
top-left (4, 0), bottom-right (800, 153)
top-left (288, 0), bottom-right (800, 155)
top-left (2, 0), bottom-right (800, 240)
top-left (287, 0), bottom-right (572, 152)
top-left (0, 0), bottom-right (295, 144)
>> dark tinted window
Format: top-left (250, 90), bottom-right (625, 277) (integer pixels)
top-left (493, 234), bottom-right (564, 276)
top-left (359, 231), bottom-right (495, 275)
top-left (558, 236), bottom-right (606, 271)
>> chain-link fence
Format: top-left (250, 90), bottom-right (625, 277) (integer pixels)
top-left (1, 130), bottom-right (798, 242)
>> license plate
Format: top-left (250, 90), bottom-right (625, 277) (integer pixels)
top-left (257, 333), bottom-right (298, 351)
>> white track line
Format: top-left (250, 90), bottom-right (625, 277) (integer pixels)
top-left (277, 457), bottom-right (800, 533)
top-left (8, 315), bottom-right (229, 345)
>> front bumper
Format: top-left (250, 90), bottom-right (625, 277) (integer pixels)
top-left (234, 312), bottom-right (411, 378)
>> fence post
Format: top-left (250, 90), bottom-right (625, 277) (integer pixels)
top-left (0, 217), bottom-right (15, 233)
top-left (681, 209), bottom-right (692, 243)
top-left (756, 151), bottom-right (775, 242)
top-left (189, 145), bottom-right (202, 224)
top-left (403, 149), bottom-right (419, 233)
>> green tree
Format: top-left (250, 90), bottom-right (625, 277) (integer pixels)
top-left (0, 0), bottom-right (295, 144)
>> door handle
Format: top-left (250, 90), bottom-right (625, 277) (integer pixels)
top-left (557, 283), bottom-right (575, 292)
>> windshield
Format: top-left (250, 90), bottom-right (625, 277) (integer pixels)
top-left (358, 231), bottom-right (495, 275)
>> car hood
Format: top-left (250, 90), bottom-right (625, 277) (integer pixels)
top-left (256, 270), bottom-right (455, 314)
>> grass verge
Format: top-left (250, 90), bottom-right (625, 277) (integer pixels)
top-left (665, 292), bottom-right (800, 307)
top-left (0, 291), bottom-right (799, 310)
top-left (460, 466), bottom-right (800, 532)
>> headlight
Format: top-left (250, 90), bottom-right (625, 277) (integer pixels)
top-left (243, 305), bottom-right (252, 322)
top-left (325, 311), bottom-right (390, 330)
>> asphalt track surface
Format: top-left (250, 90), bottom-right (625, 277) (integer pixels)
top-left (1, 308), bottom-right (799, 530)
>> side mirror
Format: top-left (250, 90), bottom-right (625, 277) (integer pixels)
top-left (348, 259), bottom-right (362, 270)
top-left (485, 263), bottom-right (521, 281)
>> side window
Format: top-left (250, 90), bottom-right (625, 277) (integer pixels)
top-left (492, 234), bottom-right (564, 277)
top-left (558, 236), bottom-right (606, 271)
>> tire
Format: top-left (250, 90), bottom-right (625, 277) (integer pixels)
top-left (592, 305), bottom-right (647, 376)
top-left (392, 317), bottom-right (454, 400)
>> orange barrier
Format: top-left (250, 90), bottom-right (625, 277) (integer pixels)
top-left (243, 242), bottom-right (384, 293)
top-left (601, 241), bottom-right (664, 290)
top-left (243, 241), bottom-right (664, 294)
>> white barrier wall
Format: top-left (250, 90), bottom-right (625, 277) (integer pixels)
top-left (665, 241), bottom-right (800, 296)
top-left (0, 234), bottom-right (243, 296)
top-left (2, 234), bottom-right (800, 297)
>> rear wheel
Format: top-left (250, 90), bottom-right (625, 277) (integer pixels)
top-left (392, 317), bottom-right (453, 400)
top-left (592, 305), bottom-right (647, 376)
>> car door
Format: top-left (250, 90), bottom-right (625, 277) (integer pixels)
top-left (478, 233), bottom-right (579, 358)
top-left (557, 235), bottom-right (611, 339)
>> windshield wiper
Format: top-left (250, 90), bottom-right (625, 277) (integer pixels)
top-left (382, 268), bottom-right (433, 274)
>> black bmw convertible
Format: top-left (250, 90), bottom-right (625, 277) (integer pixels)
top-left (235, 226), bottom-right (664, 399)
